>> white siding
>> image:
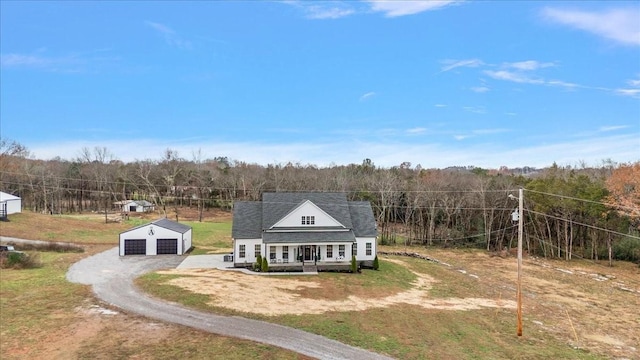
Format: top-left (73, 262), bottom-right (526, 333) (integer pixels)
top-left (181, 229), bottom-right (192, 254)
top-left (233, 238), bottom-right (262, 265)
top-left (273, 201), bottom-right (344, 228)
top-left (119, 224), bottom-right (185, 256)
top-left (0, 192), bottom-right (21, 215)
top-left (355, 237), bottom-right (376, 262)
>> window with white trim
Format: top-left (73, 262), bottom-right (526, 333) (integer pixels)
top-left (352, 243), bottom-right (357, 256)
top-left (339, 244), bottom-right (345, 257)
top-left (270, 246), bottom-right (276, 260)
top-left (283, 246), bottom-right (289, 260)
top-left (239, 244), bottom-right (245, 258)
top-left (254, 244), bottom-right (261, 258)
top-left (366, 242), bottom-right (372, 256)
top-left (301, 215), bottom-right (315, 225)
top-left (326, 245), bottom-right (333, 258)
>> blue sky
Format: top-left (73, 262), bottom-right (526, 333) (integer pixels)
top-left (1, 1), bottom-right (639, 169)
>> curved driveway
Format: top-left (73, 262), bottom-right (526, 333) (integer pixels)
top-left (66, 247), bottom-right (394, 360)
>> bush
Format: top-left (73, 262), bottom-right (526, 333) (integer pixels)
top-left (256, 254), bottom-right (262, 270)
top-left (0, 251), bottom-right (42, 269)
top-left (351, 255), bottom-right (357, 273)
top-left (613, 237), bottom-right (640, 263)
top-left (261, 257), bottom-right (269, 272)
top-left (373, 255), bottom-right (379, 270)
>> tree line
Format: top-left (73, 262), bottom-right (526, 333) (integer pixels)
top-left (1, 139), bottom-right (638, 264)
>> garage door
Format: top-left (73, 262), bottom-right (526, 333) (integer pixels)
top-left (124, 239), bottom-right (146, 255)
top-left (157, 238), bottom-right (178, 255)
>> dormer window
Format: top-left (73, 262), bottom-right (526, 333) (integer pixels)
top-left (301, 215), bottom-right (315, 225)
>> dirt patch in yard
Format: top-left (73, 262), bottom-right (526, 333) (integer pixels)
top-left (157, 259), bottom-right (515, 316)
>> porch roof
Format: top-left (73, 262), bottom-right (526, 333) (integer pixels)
top-left (262, 230), bottom-right (356, 244)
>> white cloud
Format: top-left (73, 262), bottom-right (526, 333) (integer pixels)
top-left (542, 7), bottom-right (640, 46)
top-left (282, 1), bottom-right (354, 19)
top-left (368, 0), bottom-right (462, 17)
top-left (470, 86), bottom-right (490, 93)
top-left (599, 125), bottom-right (629, 132)
top-left (615, 88), bottom-right (640, 98)
top-left (407, 127), bottom-right (427, 134)
top-left (359, 91), bottom-right (376, 101)
top-left (462, 106), bottom-right (486, 114)
top-left (305, 5), bottom-right (354, 19)
top-left (1, 50), bottom-right (119, 73)
top-left (484, 70), bottom-right (545, 84)
top-left (547, 80), bottom-right (580, 89)
top-left (145, 21), bottom-right (192, 49)
top-left (440, 58), bottom-right (484, 72)
top-left (434, 104), bottom-right (447, 107)
top-left (628, 78), bottom-right (640, 87)
top-left (505, 60), bottom-right (556, 71)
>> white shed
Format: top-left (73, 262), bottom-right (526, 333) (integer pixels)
top-left (119, 218), bottom-right (192, 256)
top-left (0, 191), bottom-right (22, 217)
top-left (119, 200), bottom-right (155, 213)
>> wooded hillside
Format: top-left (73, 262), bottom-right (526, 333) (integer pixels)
top-left (1, 140), bottom-right (638, 263)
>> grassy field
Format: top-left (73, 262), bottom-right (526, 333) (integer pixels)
top-left (1, 210), bottom-right (639, 359)
top-left (0, 212), bottom-right (310, 360)
top-left (0, 211), bottom-right (231, 250)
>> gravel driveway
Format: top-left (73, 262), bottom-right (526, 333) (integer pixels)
top-left (67, 247), bottom-right (394, 360)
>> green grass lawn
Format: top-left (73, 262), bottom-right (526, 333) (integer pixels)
top-left (0, 212), bottom-right (232, 251)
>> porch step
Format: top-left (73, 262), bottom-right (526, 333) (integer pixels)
top-left (302, 265), bottom-right (318, 274)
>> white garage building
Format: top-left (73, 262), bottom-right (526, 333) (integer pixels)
top-left (119, 218), bottom-right (192, 256)
top-left (0, 191), bottom-right (22, 218)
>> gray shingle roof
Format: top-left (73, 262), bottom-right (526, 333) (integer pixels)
top-left (262, 192), bottom-right (353, 229)
top-left (231, 201), bottom-right (262, 238)
top-left (349, 201), bottom-right (378, 237)
top-left (231, 192), bottom-right (377, 242)
top-left (152, 218), bottom-right (191, 233)
top-left (122, 218), bottom-right (191, 235)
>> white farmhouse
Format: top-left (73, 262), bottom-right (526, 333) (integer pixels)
top-left (119, 218), bottom-right (192, 256)
top-left (232, 192), bottom-right (378, 272)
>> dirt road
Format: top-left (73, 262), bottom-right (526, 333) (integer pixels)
top-left (66, 247), bottom-right (394, 360)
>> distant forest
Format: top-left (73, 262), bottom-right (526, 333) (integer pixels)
top-left (1, 139), bottom-right (639, 264)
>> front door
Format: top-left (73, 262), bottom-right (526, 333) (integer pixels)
top-left (304, 246), bottom-right (313, 261)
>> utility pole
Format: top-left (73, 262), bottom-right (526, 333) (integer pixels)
top-left (516, 188), bottom-right (523, 336)
top-left (509, 189), bottom-right (524, 337)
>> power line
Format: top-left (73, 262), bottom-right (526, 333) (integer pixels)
top-left (526, 209), bottom-right (640, 240)
top-left (525, 188), bottom-right (637, 213)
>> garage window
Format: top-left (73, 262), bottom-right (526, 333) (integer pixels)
top-left (124, 239), bottom-right (146, 255)
top-left (157, 238), bottom-right (178, 255)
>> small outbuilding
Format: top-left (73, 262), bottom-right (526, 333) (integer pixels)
top-left (0, 191), bottom-right (22, 219)
top-left (115, 200), bottom-right (155, 213)
top-left (119, 218), bottom-right (192, 256)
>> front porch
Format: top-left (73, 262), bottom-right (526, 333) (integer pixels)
top-left (266, 244), bottom-right (352, 272)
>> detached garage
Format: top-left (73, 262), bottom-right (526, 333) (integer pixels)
top-left (119, 218), bottom-right (192, 256)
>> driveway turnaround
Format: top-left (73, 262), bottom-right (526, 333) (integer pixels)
top-left (67, 247), bottom-right (394, 360)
